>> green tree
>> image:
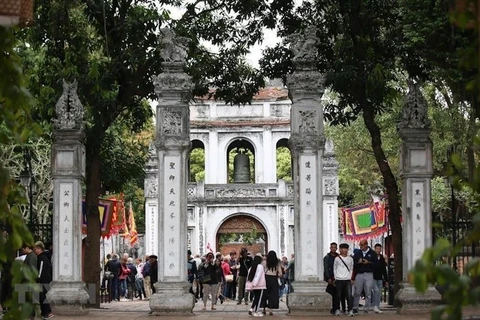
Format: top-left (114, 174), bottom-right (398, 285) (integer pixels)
top-left (19, 0), bottom-right (289, 306)
top-left (276, 146), bottom-right (292, 181)
top-left (189, 148), bottom-right (205, 182)
top-left (261, 0), bottom-right (405, 293)
top-left (0, 26), bottom-right (41, 320)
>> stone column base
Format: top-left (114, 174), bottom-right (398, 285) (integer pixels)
top-left (286, 281), bottom-right (331, 315)
top-left (149, 281), bottom-right (194, 315)
top-left (395, 282), bottom-right (442, 314)
top-left (46, 281), bottom-right (89, 315)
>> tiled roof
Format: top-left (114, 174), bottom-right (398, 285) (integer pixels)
top-left (195, 87), bottom-right (289, 102)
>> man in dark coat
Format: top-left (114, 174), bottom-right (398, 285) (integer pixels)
top-left (236, 248), bottom-right (252, 305)
top-left (105, 254), bottom-right (121, 301)
top-left (323, 242), bottom-right (340, 315)
top-left (149, 255), bottom-right (158, 294)
top-left (33, 241), bottom-right (53, 319)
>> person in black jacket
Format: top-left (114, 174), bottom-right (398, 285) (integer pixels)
top-left (33, 241), bottom-right (53, 319)
top-left (352, 240), bottom-right (376, 314)
top-left (105, 254), bottom-right (121, 301)
top-left (371, 244), bottom-right (388, 314)
top-left (149, 255), bottom-right (158, 294)
top-left (126, 258), bottom-right (137, 300)
top-left (323, 242), bottom-right (343, 315)
top-left (236, 248), bottom-right (252, 305)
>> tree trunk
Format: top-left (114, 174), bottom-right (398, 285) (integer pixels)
top-left (84, 140), bottom-right (102, 308)
top-left (362, 106), bottom-right (403, 297)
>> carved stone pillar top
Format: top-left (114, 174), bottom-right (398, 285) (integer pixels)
top-left (398, 81), bottom-right (431, 132)
top-left (153, 28), bottom-right (192, 104)
top-left (53, 80), bottom-right (84, 131)
top-left (289, 134), bottom-right (325, 153)
top-left (286, 26), bottom-right (325, 100)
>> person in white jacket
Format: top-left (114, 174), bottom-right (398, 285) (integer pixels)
top-left (247, 255), bottom-right (267, 317)
top-left (333, 243), bottom-right (355, 317)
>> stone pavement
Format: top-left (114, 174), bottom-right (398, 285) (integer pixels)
top-left (41, 298), bottom-right (479, 320)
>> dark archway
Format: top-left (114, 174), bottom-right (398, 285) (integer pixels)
top-left (216, 214), bottom-right (267, 256)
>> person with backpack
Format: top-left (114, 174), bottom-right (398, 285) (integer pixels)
top-left (187, 250), bottom-right (197, 301)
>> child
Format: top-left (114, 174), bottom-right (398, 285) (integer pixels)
top-left (333, 243), bottom-right (355, 317)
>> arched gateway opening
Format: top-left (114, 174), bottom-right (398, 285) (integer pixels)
top-left (216, 215), bottom-right (268, 255)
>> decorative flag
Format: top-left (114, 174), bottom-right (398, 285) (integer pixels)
top-left (128, 201), bottom-right (138, 246)
top-left (341, 196), bottom-right (388, 241)
top-left (206, 242), bottom-right (213, 253)
top-left (81, 199), bottom-right (115, 238)
top-left (120, 197), bottom-right (129, 237)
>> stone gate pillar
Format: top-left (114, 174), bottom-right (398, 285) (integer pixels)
top-left (286, 27), bottom-right (331, 315)
top-left (322, 139), bottom-right (339, 247)
top-left (47, 80), bottom-right (89, 315)
top-left (395, 81), bottom-right (441, 314)
top-left (144, 144), bottom-right (159, 257)
top-left (149, 29), bottom-right (194, 315)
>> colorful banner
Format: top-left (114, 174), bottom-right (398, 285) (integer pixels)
top-left (341, 200), bottom-right (388, 240)
top-left (82, 199), bottom-right (115, 238)
top-left (128, 202), bottom-right (138, 246)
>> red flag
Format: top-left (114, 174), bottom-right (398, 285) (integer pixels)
top-left (206, 242), bottom-right (213, 253)
top-left (128, 202), bottom-right (138, 246)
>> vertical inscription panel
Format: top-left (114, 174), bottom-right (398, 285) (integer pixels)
top-left (299, 154), bottom-right (318, 277)
top-left (59, 182), bottom-right (74, 279)
top-left (411, 181), bottom-right (426, 260)
top-left (163, 155), bottom-right (181, 277)
top-left (146, 203), bottom-right (158, 256)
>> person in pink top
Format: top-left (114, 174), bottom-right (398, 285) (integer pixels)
top-left (247, 255), bottom-right (267, 317)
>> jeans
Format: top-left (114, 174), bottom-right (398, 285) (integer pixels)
top-left (135, 278), bottom-right (145, 299)
top-left (110, 277), bottom-right (119, 301)
top-left (335, 280), bottom-right (353, 312)
top-left (119, 278), bottom-right (127, 298)
top-left (353, 272), bottom-right (373, 311)
top-left (372, 279), bottom-right (383, 308)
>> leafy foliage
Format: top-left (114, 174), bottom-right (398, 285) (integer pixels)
top-left (0, 26), bottom-right (40, 320)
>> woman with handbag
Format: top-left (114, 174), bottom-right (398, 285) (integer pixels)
top-left (200, 252), bottom-right (220, 310)
top-left (247, 255), bottom-right (267, 317)
top-left (118, 257), bottom-right (131, 301)
top-left (221, 255), bottom-right (232, 301)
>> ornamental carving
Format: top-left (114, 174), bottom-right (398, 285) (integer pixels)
top-left (162, 111), bottom-right (183, 135)
top-left (289, 26), bottom-right (318, 66)
top-left (160, 28), bottom-right (189, 63)
top-left (324, 178), bottom-right (337, 196)
top-left (290, 134), bottom-right (325, 152)
top-left (298, 110), bottom-right (317, 133)
top-left (153, 71), bottom-right (192, 96)
top-left (218, 216), bottom-right (266, 234)
top-left (287, 69), bottom-right (326, 97)
top-left (324, 138), bottom-right (334, 154)
top-left (216, 188), bottom-right (266, 198)
top-left (144, 178), bottom-right (158, 198)
top-left (53, 79), bottom-right (84, 130)
top-left (322, 156), bottom-right (339, 172)
top-left (399, 80), bottom-right (431, 130)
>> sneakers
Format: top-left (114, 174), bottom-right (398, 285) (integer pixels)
top-left (373, 306), bottom-right (383, 314)
top-left (348, 310), bottom-right (354, 317)
top-left (253, 312), bottom-right (264, 317)
top-left (335, 309), bottom-right (341, 316)
top-left (248, 308), bottom-right (253, 315)
top-left (42, 314), bottom-right (54, 320)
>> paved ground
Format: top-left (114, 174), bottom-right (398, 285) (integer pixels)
top-left (35, 298), bottom-right (480, 320)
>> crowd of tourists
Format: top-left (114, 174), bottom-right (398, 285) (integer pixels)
top-left (0, 241), bottom-right (54, 320)
top-left (186, 248), bottom-right (295, 317)
top-left (323, 240), bottom-right (388, 317)
top-left (103, 253), bottom-right (158, 301)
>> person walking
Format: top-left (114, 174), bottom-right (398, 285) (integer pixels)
top-left (333, 243), bottom-right (355, 317)
top-left (105, 254), bottom-right (121, 301)
top-left (371, 243), bottom-right (388, 314)
top-left (324, 242), bottom-right (339, 315)
top-left (149, 255), bottom-right (158, 294)
top-left (33, 241), bottom-right (53, 319)
top-left (135, 258), bottom-right (146, 300)
top-left (352, 240), bottom-right (376, 314)
top-left (236, 248), bottom-right (252, 305)
top-left (187, 250), bottom-right (198, 300)
top-left (142, 255), bottom-right (152, 299)
top-left (263, 251), bottom-right (283, 316)
top-left (200, 252), bottom-right (220, 311)
top-left (247, 255), bottom-right (267, 317)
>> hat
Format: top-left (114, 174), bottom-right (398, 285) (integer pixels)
top-left (34, 241), bottom-right (45, 250)
top-left (149, 255), bottom-right (158, 259)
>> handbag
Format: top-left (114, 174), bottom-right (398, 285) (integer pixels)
top-left (104, 271), bottom-right (114, 279)
top-left (225, 274), bottom-right (234, 282)
top-left (245, 281), bottom-right (253, 291)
